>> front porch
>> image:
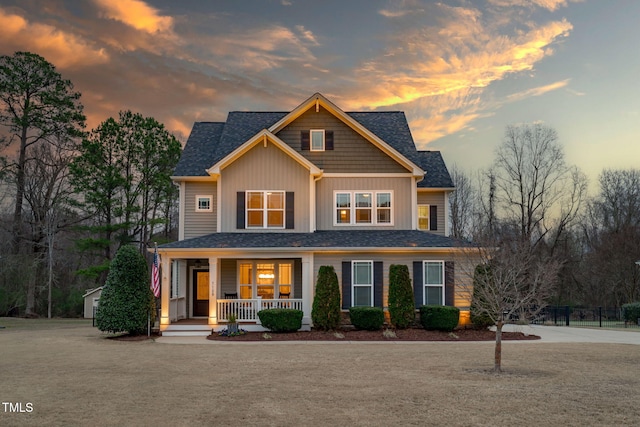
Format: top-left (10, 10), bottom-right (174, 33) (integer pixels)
top-left (157, 254), bottom-right (314, 332)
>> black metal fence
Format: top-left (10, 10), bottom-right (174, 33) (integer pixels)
top-left (532, 306), bottom-right (640, 329)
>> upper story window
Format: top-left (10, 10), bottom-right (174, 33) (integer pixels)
top-left (417, 204), bottom-right (438, 231)
top-left (195, 195), bottom-right (213, 212)
top-left (418, 204), bottom-right (429, 230)
top-left (247, 191), bottom-right (284, 228)
top-left (310, 129), bottom-right (325, 151)
top-left (335, 191), bottom-right (393, 226)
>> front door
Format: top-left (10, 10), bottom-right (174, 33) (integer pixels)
top-left (192, 269), bottom-right (209, 317)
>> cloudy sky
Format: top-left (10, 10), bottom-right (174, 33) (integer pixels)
top-left (1, 0), bottom-right (638, 184)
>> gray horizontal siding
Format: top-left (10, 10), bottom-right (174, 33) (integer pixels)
top-left (316, 176), bottom-right (413, 230)
top-left (184, 182), bottom-right (217, 239)
top-left (417, 191), bottom-right (446, 236)
top-left (313, 253), bottom-right (471, 309)
top-left (276, 107), bottom-right (408, 173)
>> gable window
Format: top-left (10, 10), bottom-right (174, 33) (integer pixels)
top-left (246, 191), bottom-right (284, 228)
top-left (311, 129), bottom-right (325, 151)
top-left (196, 195), bottom-right (213, 212)
top-left (334, 191), bottom-right (393, 225)
top-left (423, 261), bottom-right (444, 305)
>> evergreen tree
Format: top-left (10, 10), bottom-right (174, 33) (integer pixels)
top-left (311, 266), bottom-right (342, 331)
top-left (96, 245), bottom-right (154, 335)
top-left (388, 264), bottom-right (415, 329)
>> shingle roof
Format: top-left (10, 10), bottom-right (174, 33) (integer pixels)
top-left (159, 230), bottom-right (472, 250)
top-left (172, 107), bottom-right (454, 188)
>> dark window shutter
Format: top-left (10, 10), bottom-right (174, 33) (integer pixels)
top-left (325, 130), bottom-right (334, 150)
top-left (413, 261), bottom-right (423, 308)
top-left (236, 191), bottom-right (245, 229)
top-left (445, 261), bottom-right (455, 306)
top-left (301, 130), bottom-right (310, 150)
top-left (373, 261), bottom-right (383, 308)
top-left (342, 261), bottom-right (351, 309)
top-left (285, 192), bottom-right (294, 229)
top-left (429, 205), bottom-right (438, 231)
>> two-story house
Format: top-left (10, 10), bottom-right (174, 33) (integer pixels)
top-left (157, 93), bottom-right (472, 335)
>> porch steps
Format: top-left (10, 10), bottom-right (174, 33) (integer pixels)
top-left (162, 324), bottom-right (212, 337)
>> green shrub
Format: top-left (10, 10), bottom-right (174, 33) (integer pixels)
top-left (419, 305), bottom-right (460, 332)
top-left (96, 245), bottom-right (155, 335)
top-left (257, 308), bottom-right (303, 332)
top-left (311, 265), bottom-right (342, 330)
top-left (388, 264), bottom-right (415, 329)
top-left (622, 302), bottom-right (640, 324)
top-left (349, 306), bottom-right (384, 331)
top-left (470, 264), bottom-right (495, 328)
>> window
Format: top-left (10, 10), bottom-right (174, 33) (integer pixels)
top-left (310, 129), bottom-right (325, 151)
top-left (423, 261), bottom-right (444, 305)
top-left (334, 191), bottom-right (393, 225)
top-left (237, 261), bottom-right (293, 299)
top-left (246, 191), bottom-right (284, 228)
top-left (196, 195), bottom-right (213, 212)
top-left (418, 205), bottom-right (429, 230)
top-left (352, 261), bottom-right (373, 306)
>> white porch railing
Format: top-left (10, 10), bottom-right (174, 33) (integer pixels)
top-left (217, 298), bottom-right (303, 322)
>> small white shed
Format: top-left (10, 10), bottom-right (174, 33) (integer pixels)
top-left (82, 287), bottom-right (103, 319)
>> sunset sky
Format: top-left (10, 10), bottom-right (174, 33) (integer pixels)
top-left (1, 0), bottom-right (638, 185)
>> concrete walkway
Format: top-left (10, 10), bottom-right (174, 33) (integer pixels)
top-left (502, 324), bottom-right (640, 344)
top-left (156, 325), bottom-right (640, 345)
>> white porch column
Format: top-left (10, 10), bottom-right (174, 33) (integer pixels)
top-left (301, 253), bottom-right (314, 327)
top-left (208, 257), bottom-right (218, 326)
top-left (160, 254), bottom-right (171, 330)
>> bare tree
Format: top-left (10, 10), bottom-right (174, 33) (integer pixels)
top-left (448, 165), bottom-right (475, 240)
top-left (461, 237), bottom-right (561, 372)
top-left (493, 124), bottom-right (586, 249)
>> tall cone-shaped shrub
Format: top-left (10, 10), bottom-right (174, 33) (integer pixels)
top-left (96, 245), bottom-right (155, 335)
top-left (311, 265), bottom-right (341, 331)
top-left (388, 264), bottom-right (415, 328)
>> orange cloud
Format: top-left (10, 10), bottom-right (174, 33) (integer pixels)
top-left (507, 79), bottom-right (570, 102)
top-left (0, 8), bottom-right (108, 68)
top-left (93, 0), bottom-right (173, 34)
top-left (488, 0), bottom-right (583, 11)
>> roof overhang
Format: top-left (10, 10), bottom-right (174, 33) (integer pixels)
top-left (206, 129), bottom-right (323, 177)
top-left (171, 175), bottom-right (217, 182)
top-left (268, 93), bottom-right (425, 178)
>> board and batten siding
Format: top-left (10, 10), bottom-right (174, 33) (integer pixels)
top-left (312, 252), bottom-right (472, 311)
top-left (417, 191), bottom-right (446, 236)
top-left (183, 181), bottom-right (217, 239)
top-left (316, 176), bottom-right (413, 230)
top-left (220, 141), bottom-right (310, 232)
top-left (276, 107), bottom-right (408, 173)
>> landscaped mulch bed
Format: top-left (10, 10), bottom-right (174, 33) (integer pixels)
top-left (206, 328), bottom-right (540, 342)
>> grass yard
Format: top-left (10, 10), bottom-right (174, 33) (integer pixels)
top-left (1, 317), bottom-right (640, 426)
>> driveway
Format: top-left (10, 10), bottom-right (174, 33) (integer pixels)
top-left (503, 324), bottom-right (640, 344)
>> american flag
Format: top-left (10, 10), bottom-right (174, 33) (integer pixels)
top-left (151, 246), bottom-right (160, 298)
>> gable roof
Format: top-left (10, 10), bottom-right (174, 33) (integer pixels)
top-left (172, 94), bottom-right (454, 188)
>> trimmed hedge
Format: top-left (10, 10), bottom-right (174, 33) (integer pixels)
top-left (311, 265), bottom-right (342, 330)
top-left (96, 245), bottom-right (155, 335)
top-left (257, 308), bottom-right (303, 332)
top-left (388, 264), bottom-right (415, 329)
top-left (349, 306), bottom-right (384, 331)
top-left (622, 302), bottom-right (640, 324)
top-left (419, 305), bottom-right (460, 332)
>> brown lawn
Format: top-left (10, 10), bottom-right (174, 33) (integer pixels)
top-left (1, 318), bottom-right (639, 426)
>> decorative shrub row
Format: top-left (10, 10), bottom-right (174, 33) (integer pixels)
top-left (349, 306), bottom-right (384, 330)
top-left (419, 305), bottom-right (460, 332)
top-left (622, 302), bottom-right (640, 324)
top-left (257, 308), bottom-right (303, 332)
